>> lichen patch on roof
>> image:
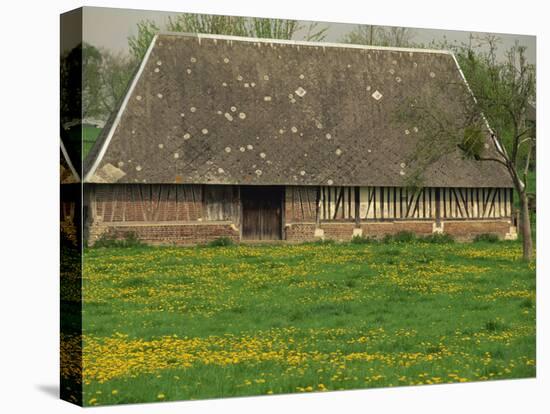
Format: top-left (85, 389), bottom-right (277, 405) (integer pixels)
top-left (84, 33), bottom-right (512, 188)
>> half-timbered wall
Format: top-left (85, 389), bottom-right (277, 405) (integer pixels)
top-left (285, 186), bottom-right (318, 222)
top-left (91, 184), bottom-right (204, 222)
top-left (319, 186), bottom-right (512, 221)
top-left (90, 184), bottom-right (239, 223)
top-left (319, 186), bottom-right (358, 220)
top-left (440, 187), bottom-right (512, 219)
top-left (319, 186), bottom-right (437, 220)
top-left (90, 184), bottom-right (513, 226)
top-left (358, 187), bottom-right (437, 220)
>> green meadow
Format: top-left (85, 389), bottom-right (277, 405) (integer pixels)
top-left (78, 238), bottom-right (535, 405)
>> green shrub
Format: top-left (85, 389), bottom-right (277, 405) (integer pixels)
top-left (118, 276), bottom-right (147, 288)
top-left (93, 231), bottom-right (143, 248)
top-left (307, 238), bottom-right (336, 246)
top-left (350, 235), bottom-right (377, 244)
top-left (473, 233), bottom-right (500, 243)
top-left (61, 229), bottom-right (78, 248)
top-left (93, 232), bottom-right (118, 248)
top-left (207, 237), bottom-right (235, 247)
top-left (484, 319), bottom-right (506, 332)
top-left (382, 231), bottom-right (416, 243)
top-left (520, 298), bottom-right (534, 309)
top-left (421, 233), bottom-right (455, 244)
top-left (122, 232), bottom-right (142, 247)
top-left (426, 345), bottom-right (443, 354)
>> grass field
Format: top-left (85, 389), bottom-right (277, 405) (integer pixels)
top-left (78, 239), bottom-right (535, 406)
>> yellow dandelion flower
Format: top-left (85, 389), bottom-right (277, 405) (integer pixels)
top-left (157, 393), bottom-right (165, 399)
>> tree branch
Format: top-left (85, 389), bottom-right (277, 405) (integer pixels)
top-left (474, 155), bottom-right (509, 168)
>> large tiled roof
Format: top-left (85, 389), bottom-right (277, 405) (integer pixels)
top-left (84, 33), bottom-right (512, 188)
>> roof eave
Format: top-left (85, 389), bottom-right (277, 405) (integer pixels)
top-left (61, 139), bottom-right (80, 182)
top-left (83, 33), bottom-right (159, 183)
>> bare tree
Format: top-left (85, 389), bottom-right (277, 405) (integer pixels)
top-left (395, 38), bottom-right (535, 260)
top-left (301, 22), bottom-right (330, 42)
top-left (342, 25), bottom-right (414, 47)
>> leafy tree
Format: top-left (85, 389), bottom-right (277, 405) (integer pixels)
top-left (98, 50), bottom-right (138, 115)
top-left (128, 14), bottom-right (328, 60)
top-left (395, 37), bottom-right (535, 260)
top-left (60, 44), bottom-right (83, 125)
top-left (62, 43), bottom-right (140, 122)
top-left (128, 20), bottom-right (160, 60)
top-left (82, 43), bottom-right (104, 119)
top-left (61, 42), bottom-right (104, 122)
top-left (61, 42), bottom-right (102, 166)
top-left (342, 25), bottom-right (414, 47)
top-left (460, 39), bottom-right (535, 260)
top-left (249, 18), bottom-right (327, 41)
top-left (166, 14), bottom-right (248, 37)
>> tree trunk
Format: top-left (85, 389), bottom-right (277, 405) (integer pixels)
top-left (520, 191), bottom-right (534, 261)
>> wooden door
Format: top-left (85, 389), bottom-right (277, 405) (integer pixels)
top-left (241, 186), bottom-right (283, 240)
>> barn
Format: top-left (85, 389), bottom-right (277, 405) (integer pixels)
top-left (81, 32), bottom-right (516, 245)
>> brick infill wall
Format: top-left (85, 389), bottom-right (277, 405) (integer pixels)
top-left (88, 219), bottom-right (514, 246)
top-left (87, 221), bottom-right (239, 246)
top-left (284, 219), bottom-right (514, 243)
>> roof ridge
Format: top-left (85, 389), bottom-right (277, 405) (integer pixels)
top-left (157, 31), bottom-right (453, 56)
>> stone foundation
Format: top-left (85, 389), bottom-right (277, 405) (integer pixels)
top-left (60, 219), bottom-right (78, 246)
top-left (284, 223), bottom-right (317, 242)
top-left (361, 221), bottom-right (434, 238)
top-left (284, 219), bottom-right (515, 243)
top-left (87, 219), bottom-right (515, 246)
top-left (442, 220), bottom-right (514, 241)
top-left (87, 221), bottom-right (240, 246)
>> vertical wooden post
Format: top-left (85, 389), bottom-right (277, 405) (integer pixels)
top-left (435, 187), bottom-right (441, 225)
top-left (238, 185), bottom-right (243, 241)
top-left (280, 186), bottom-right (285, 240)
top-left (354, 186), bottom-right (360, 228)
top-left (315, 186), bottom-right (321, 228)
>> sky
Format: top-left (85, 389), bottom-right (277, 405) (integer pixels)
top-left (77, 6), bottom-right (536, 64)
